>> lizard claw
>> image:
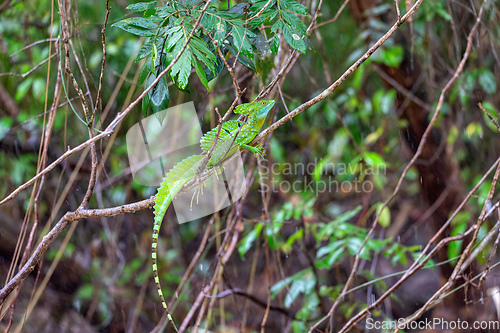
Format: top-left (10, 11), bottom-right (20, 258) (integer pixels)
top-left (254, 143), bottom-right (266, 159)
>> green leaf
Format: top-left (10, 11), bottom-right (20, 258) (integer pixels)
top-left (205, 55), bottom-right (224, 82)
top-left (147, 72), bottom-right (170, 119)
top-left (250, 30), bottom-right (270, 57)
top-left (231, 25), bottom-right (253, 56)
top-left (317, 240), bottom-right (344, 259)
top-left (202, 12), bottom-right (216, 31)
top-left (464, 70), bottom-right (477, 91)
top-left (170, 49), bottom-right (192, 89)
top-left (436, 7), bottom-right (451, 21)
top-left (480, 101), bottom-right (500, 132)
top-left (373, 89), bottom-right (396, 114)
top-left (270, 268), bottom-right (311, 298)
top-left (192, 48), bottom-right (215, 74)
top-left (138, 57), bottom-right (151, 85)
top-left (478, 69), bottom-right (497, 95)
top-left (125, 17), bottom-right (157, 29)
top-left (270, 33), bottom-right (280, 54)
top-left (250, 0), bottom-right (276, 14)
top-left (190, 37), bottom-right (216, 72)
top-left (251, 9), bottom-right (279, 27)
top-left (156, 6), bottom-right (176, 18)
top-left (285, 273), bottom-right (313, 307)
top-left (112, 20), bottom-right (154, 37)
top-left (362, 152), bottom-right (387, 169)
top-left (226, 43), bottom-right (255, 70)
top-left (312, 156), bottom-right (329, 182)
top-left (238, 223), bottom-right (263, 257)
top-left (0, 118), bottom-right (13, 141)
top-left (144, 7), bottom-right (156, 17)
top-left (213, 10), bottom-right (242, 21)
top-left (249, 1), bottom-right (277, 26)
top-left (15, 77), bottom-right (33, 102)
top-left (373, 45), bottom-right (404, 67)
top-left (10, 154), bottom-right (37, 185)
top-left (136, 38), bottom-right (154, 61)
top-left (391, 245), bottom-right (408, 265)
top-left (281, 0), bottom-right (308, 15)
top-left (347, 237), bottom-right (368, 257)
top-left (282, 228), bottom-right (303, 253)
top-left (126, 1), bottom-right (157, 12)
top-left (320, 246), bottom-right (345, 268)
top-left (32, 77), bottom-right (45, 101)
top-left (165, 27), bottom-right (183, 50)
top-left (76, 284), bottom-right (94, 301)
top-left (353, 60), bottom-right (367, 89)
top-left (213, 17), bottom-right (226, 44)
top-left (372, 89), bottom-right (396, 114)
top-left (142, 86), bottom-right (151, 118)
top-left (376, 204), bottom-right (391, 228)
top-left (381, 89), bottom-right (396, 114)
top-left (152, 42), bottom-right (158, 68)
top-left (316, 206), bottom-right (362, 240)
top-left (193, 58), bottom-right (209, 92)
top-left (282, 24), bottom-right (305, 53)
top-left (228, 3), bottom-right (249, 16)
top-left (271, 20), bottom-right (284, 34)
top-left (385, 46), bottom-right (404, 67)
top-left (280, 10), bottom-right (307, 35)
top-left (265, 222), bottom-right (283, 250)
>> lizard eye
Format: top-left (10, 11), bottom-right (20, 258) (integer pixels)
top-left (261, 101), bottom-right (266, 105)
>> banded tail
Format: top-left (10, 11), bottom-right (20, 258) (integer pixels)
top-left (152, 154), bottom-right (204, 330)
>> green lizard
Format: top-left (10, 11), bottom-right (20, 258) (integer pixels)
top-left (152, 100), bottom-right (275, 328)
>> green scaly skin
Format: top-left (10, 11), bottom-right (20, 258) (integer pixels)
top-left (152, 100), bottom-right (275, 328)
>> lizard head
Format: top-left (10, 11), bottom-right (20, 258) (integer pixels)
top-left (234, 100), bottom-right (275, 120)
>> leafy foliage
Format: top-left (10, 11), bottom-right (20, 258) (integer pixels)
top-left (112, 0), bottom-right (310, 117)
top-left (249, 0), bottom-right (309, 54)
top-left (238, 204), bottom-right (429, 327)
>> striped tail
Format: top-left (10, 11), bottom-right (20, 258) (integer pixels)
top-left (152, 154), bottom-right (204, 330)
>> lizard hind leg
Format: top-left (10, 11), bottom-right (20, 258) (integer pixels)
top-left (189, 165), bottom-right (224, 211)
top-left (189, 181), bottom-right (207, 211)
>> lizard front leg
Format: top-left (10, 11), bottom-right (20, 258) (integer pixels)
top-left (240, 143), bottom-right (266, 159)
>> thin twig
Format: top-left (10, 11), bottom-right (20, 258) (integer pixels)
top-left (9, 38), bottom-right (59, 59)
top-left (312, 0), bottom-right (350, 29)
top-left (90, 0), bottom-right (110, 125)
top-left (394, 0), bottom-right (401, 22)
top-left (0, 54), bottom-right (57, 77)
top-left (69, 40), bottom-right (95, 113)
top-left (478, 102), bottom-right (500, 131)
